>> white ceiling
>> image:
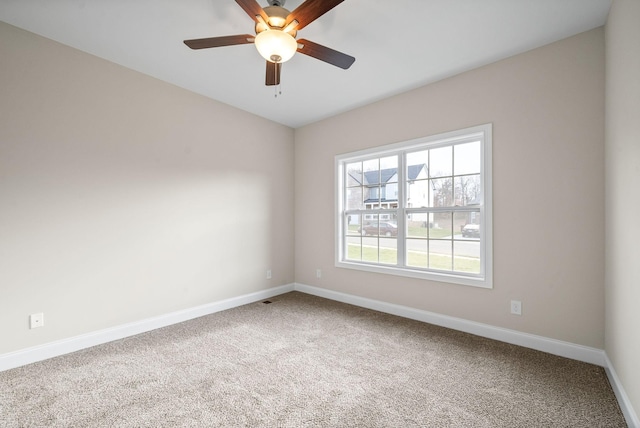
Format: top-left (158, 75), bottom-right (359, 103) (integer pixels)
top-left (0, 0), bottom-right (611, 128)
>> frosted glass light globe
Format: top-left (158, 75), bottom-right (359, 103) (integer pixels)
top-left (254, 30), bottom-right (297, 63)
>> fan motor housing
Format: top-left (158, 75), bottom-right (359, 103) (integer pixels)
top-left (255, 5), bottom-right (296, 37)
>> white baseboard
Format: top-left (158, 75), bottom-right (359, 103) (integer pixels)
top-left (604, 354), bottom-right (640, 428)
top-left (294, 283), bottom-right (606, 365)
top-left (2, 282), bottom-right (636, 427)
top-left (0, 283), bottom-right (294, 372)
top-left (294, 283), bottom-right (640, 427)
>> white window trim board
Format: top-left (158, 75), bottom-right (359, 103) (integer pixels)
top-left (335, 124), bottom-right (493, 288)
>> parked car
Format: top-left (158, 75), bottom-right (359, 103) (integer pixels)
top-left (461, 223), bottom-right (480, 238)
top-left (359, 222), bottom-right (398, 237)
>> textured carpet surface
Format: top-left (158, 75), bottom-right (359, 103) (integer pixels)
top-left (0, 292), bottom-right (626, 427)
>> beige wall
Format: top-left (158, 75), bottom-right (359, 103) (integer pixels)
top-left (605, 0), bottom-right (640, 419)
top-left (0, 22), bottom-right (295, 354)
top-left (295, 28), bottom-right (605, 348)
top-left (3, 13), bottom-right (636, 418)
top-left (0, 15), bottom-right (615, 372)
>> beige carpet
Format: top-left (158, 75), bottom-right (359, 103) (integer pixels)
top-left (0, 292), bottom-right (626, 427)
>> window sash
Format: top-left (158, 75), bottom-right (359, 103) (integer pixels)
top-left (336, 124), bottom-right (492, 288)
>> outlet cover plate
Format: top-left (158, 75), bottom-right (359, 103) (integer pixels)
top-left (30, 313), bottom-right (44, 329)
top-left (510, 300), bottom-right (522, 316)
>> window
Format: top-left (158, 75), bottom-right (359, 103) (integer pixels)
top-left (335, 124), bottom-right (492, 288)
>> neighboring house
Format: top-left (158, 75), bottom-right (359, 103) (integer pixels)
top-left (347, 163), bottom-right (481, 231)
top-left (347, 164), bottom-right (430, 224)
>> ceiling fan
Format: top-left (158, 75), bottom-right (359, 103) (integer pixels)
top-left (183, 0), bottom-right (355, 86)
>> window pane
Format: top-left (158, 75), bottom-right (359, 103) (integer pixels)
top-left (346, 162), bottom-right (362, 187)
top-left (407, 214), bottom-right (429, 238)
top-left (407, 238), bottom-right (428, 268)
top-left (454, 174), bottom-right (481, 206)
top-left (365, 186), bottom-right (380, 207)
top-left (362, 236), bottom-right (378, 263)
top-left (454, 141), bottom-right (481, 175)
top-left (361, 214), bottom-right (378, 236)
top-left (380, 212), bottom-right (398, 224)
top-left (429, 240), bottom-right (452, 271)
top-left (432, 178), bottom-right (454, 208)
top-left (407, 150), bottom-right (428, 177)
top-left (346, 187), bottom-right (363, 210)
top-left (407, 163), bottom-right (428, 182)
top-left (430, 146), bottom-right (453, 178)
top-left (457, 211), bottom-right (481, 240)
top-left (431, 212), bottom-right (453, 238)
top-left (453, 211), bottom-right (466, 238)
top-left (379, 238), bottom-right (397, 265)
top-left (454, 241), bottom-right (480, 274)
top-left (381, 156), bottom-right (398, 183)
top-left (346, 214), bottom-right (361, 236)
top-left (385, 182), bottom-right (399, 204)
top-left (363, 159), bottom-right (379, 184)
top-left (346, 236), bottom-right (362, 261)
top-left (407, 179), bottom-right (430, 208)
top-left (361, 216), bottom-right (398, 237)
top-left (429, 211), bottom-right (453, 270)
top-left (362, 213), bottom-right (378, 227)
top-left (336, 124), bottom-right (490, 287)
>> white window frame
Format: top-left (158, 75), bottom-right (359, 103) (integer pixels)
top-left (335, 124), bottom-right (493, 288)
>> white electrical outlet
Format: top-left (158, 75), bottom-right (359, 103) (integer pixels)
top-left (30, 313), bottom-right (44, 329)
top-left (316, 269), bottom-right (322, 279)
top-left (510, 300), bottom-right (522, 316)
top-left (266, 269), bottom-right (272, 279)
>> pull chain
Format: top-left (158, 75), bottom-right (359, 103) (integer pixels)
top-left (273, 64), bottom-right (282, 98)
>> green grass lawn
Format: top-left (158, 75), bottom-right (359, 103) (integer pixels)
top-left (407, 227), bottom-right (457, 239)
top-left (347, 244), bottom-right (479, 273)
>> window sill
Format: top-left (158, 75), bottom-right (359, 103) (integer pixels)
top-left (335, 260), bottom-right (492, 289)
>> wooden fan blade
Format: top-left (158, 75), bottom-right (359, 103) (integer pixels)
top-left (286, 0), bottom-right (344, 30)
top-left (184, 34), bottom-right (255, 50)
top-left (235, 0), bottom-right (269, 23)
top-left (296, 38), bottom-right (355, 69)
top-left (265, 61), bottom-right (282, 86)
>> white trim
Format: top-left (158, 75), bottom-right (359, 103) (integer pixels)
top-left (294, 283), bottom-right (606, 366)
top-left (335, 123), bottom-right (493, 289)
top-left (482, 123), bottom-right (493, 287)
top-left (604, 353), bottom-right (640, 428)
top-left (301, 282), bottom-right (639, 421)
top-left (334, 260), bottom-right (491, 288)
top-left (0, 284), bottom-right (294, 372)
top-left (335, 124), bottom-right (491, 160)
top-left (3, 282), bottom-right (636, 424)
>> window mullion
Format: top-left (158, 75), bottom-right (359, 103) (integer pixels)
top-left (336, 123), bottom-right (492, 288)
top-left (396, 152), bottom-right (406, 267)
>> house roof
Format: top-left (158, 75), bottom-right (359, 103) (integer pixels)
top-left (352, 164), bottom-right (426, 186)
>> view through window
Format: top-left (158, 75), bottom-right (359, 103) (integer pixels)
top-left (336, 124), bottom-right (492, 288)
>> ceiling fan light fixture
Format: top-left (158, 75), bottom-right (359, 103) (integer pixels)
top-left (183, 0), bottom-right (355, 86)
top-left (263, 5), bottom-right (289, 28)
top-left (268, 15), bottom-right (287, 28)
top-left (254, 29), bottom-right (297, 63)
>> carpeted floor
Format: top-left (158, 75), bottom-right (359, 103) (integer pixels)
top-left (0, 292), bottom-right (627, 427)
